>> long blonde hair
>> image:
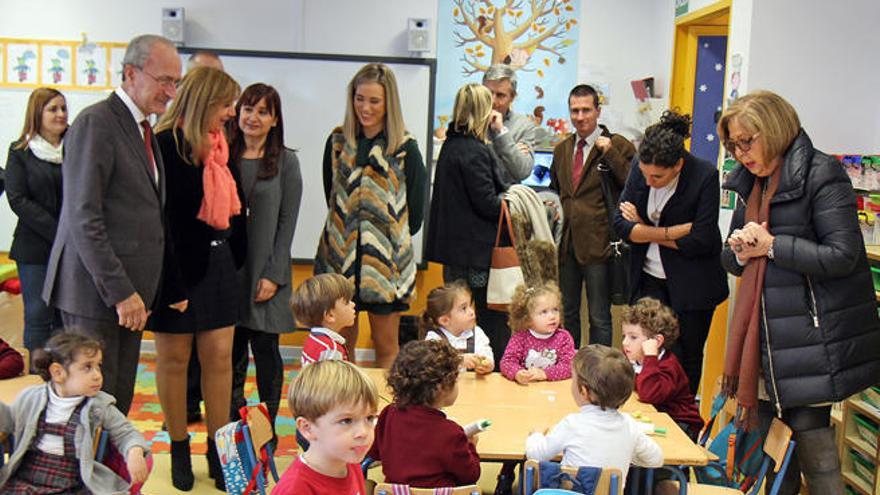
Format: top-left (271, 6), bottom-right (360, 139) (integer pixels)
top-left (15, 88), bottom-right (66, 150)
top-left (342, 63), bottom-right (407, 154)
top-left (451, 83), bottom-right (493, 143)
top-left (155, 66), bottom-right (240, 164)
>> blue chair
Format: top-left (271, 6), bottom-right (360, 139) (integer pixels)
top-left (533, 490), bottom-right (584, 495)
top-left (522, 459), bottom-right (622, 495)
top-left (373, 483), bottom-right (480, 494)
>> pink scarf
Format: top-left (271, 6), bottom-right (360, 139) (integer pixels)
top-left (197, 130), bottom-right (241, 230)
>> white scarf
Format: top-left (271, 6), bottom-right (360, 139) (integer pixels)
top-left (28, 134), bottom-right (63, 164)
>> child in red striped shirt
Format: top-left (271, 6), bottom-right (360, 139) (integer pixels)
top-left (291, 273), bottom-right (356, 367)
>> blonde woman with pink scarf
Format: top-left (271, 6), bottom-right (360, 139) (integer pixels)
top-left (152, 66), bottom-right (245, 491)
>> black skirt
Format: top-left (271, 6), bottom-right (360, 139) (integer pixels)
top-left (151, 241), bottom-right (241, 333)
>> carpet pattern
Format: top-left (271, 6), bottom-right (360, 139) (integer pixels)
top-left (128, 354), bottom-right (300, 456)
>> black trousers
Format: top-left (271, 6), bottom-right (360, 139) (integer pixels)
top-left (635, 273), bottom-right (714, 395)
top-left (230, 326), bottom-right (284, 426)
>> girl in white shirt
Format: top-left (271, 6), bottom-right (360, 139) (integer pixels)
top-left (422, 280), bottom-right (494, 374)
top-left (525, 344), bottom-right (663, 488)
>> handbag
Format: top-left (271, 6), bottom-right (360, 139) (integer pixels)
top-left (597, 162), bottom-right (631, 306)
top-left (487, 199), bottom-right (524, 311)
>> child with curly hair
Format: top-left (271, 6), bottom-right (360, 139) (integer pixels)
top-left (622, 297), bottom-right (703, 439)
top-left (367, 339), bottom-right (481, 487)
top-left (422, 280), bottom-right (493, 374)
top-left (500, 282), bottom-right (576, 383)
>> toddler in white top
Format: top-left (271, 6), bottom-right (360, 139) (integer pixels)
top-left (525, 344), bottom-right (663, 488)
top-left (422, 280), bottom-right (494, 374)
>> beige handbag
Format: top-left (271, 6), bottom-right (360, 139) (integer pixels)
top-left (487, 199), bottom-right (524, 311)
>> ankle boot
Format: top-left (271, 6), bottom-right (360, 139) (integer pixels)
top-left (207, 438), bottom-right (226, 491)
top-left (170, 438), bottom-right (194, 491)
top-left (795, 427), bottom-right (844, 495)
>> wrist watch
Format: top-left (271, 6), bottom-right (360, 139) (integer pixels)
top-left (767, 238), bottom-right (775, 260)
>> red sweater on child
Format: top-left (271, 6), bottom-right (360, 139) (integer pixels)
top-left (367, 404), bottom-right (481, 488)
top-left (0, 339), bottom-right (24, 379)
top-left (271, 456), bottom-right (366, 495)
top-left (636, 353), bottom-right (703, 434)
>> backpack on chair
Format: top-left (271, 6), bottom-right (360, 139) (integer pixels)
top-left (215, 403), bottom-right (279, 495)
top-left (693, 394), bottom-right (764, 491)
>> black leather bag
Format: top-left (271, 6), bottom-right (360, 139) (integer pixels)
top-left (597, 162), bottom-right (631, 306)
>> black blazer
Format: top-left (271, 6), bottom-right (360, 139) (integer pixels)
top-left (426, 127), bottom-right (507, 269)
top-left (5, 143), bottom-right (63, 264)
top-left (156, 129), bottom-right (247, 304)
top-left (613, 152), bottom-right (728, 311)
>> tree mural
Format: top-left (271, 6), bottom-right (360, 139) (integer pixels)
top-left (452, 0), bottom-right (577, 77)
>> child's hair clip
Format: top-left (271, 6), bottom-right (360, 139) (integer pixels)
top-left (525, 287), bottom-right (536, 295)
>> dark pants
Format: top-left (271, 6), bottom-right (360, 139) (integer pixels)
top-left (635, 273), bottom-right (714, 395)
top-left (186, 344), bottom-right (202, 415)
top-left (60, 311), bottom-right (142, 415)
top-left (230, 327), bottom-right (283, 426)
top-left (758, 401), bottom-right (832, 495)
top-left (17, 263), bottom-right (63, 354)
top-left (559, 243), bottom-right (612, 347)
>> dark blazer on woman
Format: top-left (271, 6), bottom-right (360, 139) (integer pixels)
top-left (5, 144), bottom-right (63, 264)
top-left (614, 152), bottom-right (728, 311)
top-left (156, 129), bottom-right (247, 305)
top-left (426, 126), bottom-right (506, 269)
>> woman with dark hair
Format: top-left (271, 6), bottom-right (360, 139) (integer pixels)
top-left (5, 88), bottom-right (67, 359)
top-left (227, 83), bottom-right (303, 427)
top-left (718, 91), bottom-right (880, 494)
top-left (315, 63), bottom-right (426, 368)
top-left (613, 110), bottom-right (728, 395)
top-left (152, 67), bottom-right (245, 491)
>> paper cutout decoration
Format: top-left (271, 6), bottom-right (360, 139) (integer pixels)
top-left (42, 44), bottom-right (73, 86)
top-left (76, 43), bottom-right (108, 87)
top-left (7, 42), bottom-right (38, 85)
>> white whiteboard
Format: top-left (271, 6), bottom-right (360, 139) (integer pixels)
top-left (0, 50), bottom-right (435, 264)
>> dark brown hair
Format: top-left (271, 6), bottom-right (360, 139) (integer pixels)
top-left (228, 83), bottom-right (285, 179)
top-left (621, 297), bottom-right (680, 348)
top-left (290, 273), bottom-right (354, 328)
top-left (420, 280), bottom-right (471, 338)
top-left (638, 110), bottom-right (691, 168)
top-left (387, 340), bottom-right (461, 408)
top-left (32, 331), bottom-right (103, 382)
top-left (572, 345), bottom-right (634, 410)
top-left (568, 84), bottom-right (600, 109)
top-left (15, 87), bottom-right (66, 150)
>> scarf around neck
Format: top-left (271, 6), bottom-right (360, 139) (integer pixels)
top-left (722, 165), bottom-right (782, 430)
top-left (28, 134), bottom-right (63, 164)
top-left (197, 129), bottom-right (241, 230)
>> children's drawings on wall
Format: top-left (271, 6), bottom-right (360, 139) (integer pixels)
top-left (7, 43), bottom-right (39, 86)
top-left (41, 44), bottom-right (74, 86)
top-left (76, 44), bottom-right (108, 87)
top-left (108, 46), bottom-right (127, 88)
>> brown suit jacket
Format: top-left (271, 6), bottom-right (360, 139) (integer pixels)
top-left (549, 126), bottom-right (634, 265)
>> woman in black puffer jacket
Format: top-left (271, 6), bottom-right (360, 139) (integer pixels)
top-left (719, 90), bottom-right (880, 495)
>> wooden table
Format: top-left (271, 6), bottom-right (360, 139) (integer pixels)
top-left (363, 369), bottom-right (707, 466)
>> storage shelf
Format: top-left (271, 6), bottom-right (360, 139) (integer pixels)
top-left (843, 470), bottom-right (873, 495)
top-left (845, 434), bottom-right (878, 461)
top-left (843, 394), bottom-right (880, 494)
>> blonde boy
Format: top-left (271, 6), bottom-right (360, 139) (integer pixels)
top-left (291, 273), bottom-right (357, 366)
top-left (272, 360), bottom-right (378, 495)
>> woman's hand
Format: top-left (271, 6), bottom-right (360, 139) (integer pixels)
top-left (254, 278), bottom-right (278, 303)
top-left (126, 447), bottom-right (148, 484)
top-left (729, 221), bottom-right (774, 260)
top-left (169, 300), bottom-right (188, 313)
top-left (619, 202), bottom-right (645, 224)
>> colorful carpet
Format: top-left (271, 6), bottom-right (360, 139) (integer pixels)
top-left (129, 354), bottom-right (301, 456)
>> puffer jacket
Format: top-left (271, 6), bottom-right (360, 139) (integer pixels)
top-left (721, 130), bottom-right (880, 412)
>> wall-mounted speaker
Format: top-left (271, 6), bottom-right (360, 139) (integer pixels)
top-left (407, 18), bottom-right (431, 53)
top-left (161, 7), bottom-right (185, 46)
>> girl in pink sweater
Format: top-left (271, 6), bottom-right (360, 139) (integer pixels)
top-left (500, 283), bottom-right (576, 383)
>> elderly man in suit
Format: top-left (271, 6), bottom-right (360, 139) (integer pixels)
top-left (43, 34), bottom-right (182, 415)
top-left (549, 84), bottom-right (635, 347)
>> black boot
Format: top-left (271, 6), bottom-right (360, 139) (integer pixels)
top-left (207, 438), bottom-right (226, 491)
top-left (170, 438), bottom-right (194, 491)
top-left (796, 427), bottom-right (844, 495)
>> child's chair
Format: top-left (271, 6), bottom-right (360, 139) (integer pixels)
top-left (373, 483), bottom-right (481, 495)
top-left (682, 417), bottom-right (796, 495)
top-left (522, 459), bottom-right (622, 495)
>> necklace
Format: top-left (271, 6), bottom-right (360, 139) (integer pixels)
top-left (649, 185), bottom-right (674, 223)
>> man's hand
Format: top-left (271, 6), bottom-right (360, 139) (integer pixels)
top-left (254, 278), bottom-right (278, 303)
top-left (515, 142), bottom-right (531, 155)
top-left (595, 136), bottom-right (612, 153)
top-left (489, 110), bottom-right (505, 133)
top-left (116, 293), bottom-right (148, 331)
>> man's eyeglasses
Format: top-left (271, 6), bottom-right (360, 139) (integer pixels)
top-left (723, 133), bottom-right (760, 155)
top-left (137, 67), bottom-right (180, 90)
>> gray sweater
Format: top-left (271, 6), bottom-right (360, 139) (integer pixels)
top-left (489, 109), bottom-right (539, 183)
top-left (0, 384), bottom-right (149, 494)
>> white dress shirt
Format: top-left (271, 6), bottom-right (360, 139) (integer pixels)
top-left (643, 177), bottom-right (680, 279)
top-left (425, 326), bottom-right (494, 366)
top-left (571, 126), bottom-right (602, 170)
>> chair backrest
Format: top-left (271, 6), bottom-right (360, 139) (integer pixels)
top-left (373, 483), bottom-right (481, 495)
top-left (743, 418), bottom-right (795, 495)
top-left (534, 490), bottom-right (584, 495)
top-left (523, 459), bottom-right (622, 495)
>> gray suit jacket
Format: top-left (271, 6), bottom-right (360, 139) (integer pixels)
top-left (43, 93), bottom-right (166, 321)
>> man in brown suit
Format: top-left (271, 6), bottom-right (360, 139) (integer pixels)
top-left (549, 84), bottom-right (634, 346)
